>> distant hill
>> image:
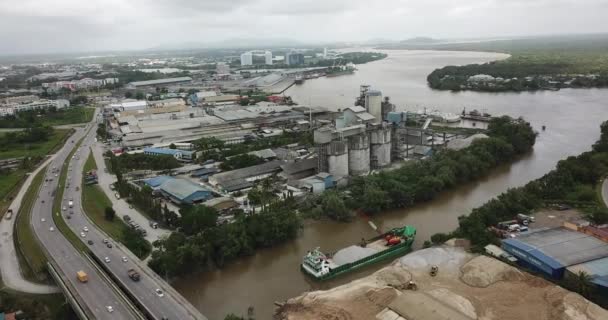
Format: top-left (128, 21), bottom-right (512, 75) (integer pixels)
top-left (150, 38), bottom-right (306, 51)
top-left (399, 37), bottom-right (441, 44)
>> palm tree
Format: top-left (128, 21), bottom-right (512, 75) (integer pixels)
top-left (574, 271), bottom-right (593, 298)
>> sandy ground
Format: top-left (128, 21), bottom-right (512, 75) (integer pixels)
top-left (275, 245), bottom-right (608, 320)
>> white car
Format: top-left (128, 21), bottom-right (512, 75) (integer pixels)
top-left (41, 218), bottom-right (46, 222)
top-left (80, 232), bottom-right (86, 238)
top-left (104, 257), bottom-right (111, 263)
top-left (121, 256), bottom-right (128, 263)
top-left (83, 227), bottom-right (89, 232)
top-left (106, 306), bottom-right (113, 313)
top-left (155, 289), bottom-right (164, 297)
top-left (62, 206), bottom-right (67, 211)
top-left (49, 227), bottom-right (54, 232)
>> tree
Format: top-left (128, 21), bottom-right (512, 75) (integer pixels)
top-left (320, 191), bottom-right (352, 221)
top-left (169, 143), bottom-right (177, 149)
top-left (124, 91), bottom-right (133, 99)
top-left (574, 271), bottom-right (593, 298)
top-left (104, 206), bottom-right (116, 221)
top-left (135, 91), bottom-right (145, 100)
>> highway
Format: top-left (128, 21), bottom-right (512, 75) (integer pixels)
top-left (31, 124), bottom-right (139, 320)
top-left (60, 114), bottom-right (206, 319)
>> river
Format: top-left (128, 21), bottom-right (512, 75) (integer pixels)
top-left (174, 49), bottom-right (608, 320)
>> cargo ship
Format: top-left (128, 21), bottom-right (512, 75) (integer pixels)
top-left (301, 225), bottom-right (416, 281)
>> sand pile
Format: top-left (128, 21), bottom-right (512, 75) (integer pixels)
top-left (276, 246), bottom-right (608, 320)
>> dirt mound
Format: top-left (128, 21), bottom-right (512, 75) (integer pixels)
top-left (373, 264), bottom-right (411, 288)
top-left (427, 288), bottom-right (477, 319)
top-left (460, 255), bottom-right (525, 287)
top-left (275, 302), bottom-right (353, 320)
top-left (400, 246), bottom-right (473, 274)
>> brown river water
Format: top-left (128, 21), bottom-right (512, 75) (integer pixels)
top-left (174, 49), bottom-right (608, 320)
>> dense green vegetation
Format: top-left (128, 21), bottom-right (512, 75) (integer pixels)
top-left (148, 196), bottom-right (301, 277)
top-left (337, 52), bottom-right (388, 65)
top-left (14, 167), bottom-right (49, 281)
top-left (82, 151), bottom-right (151, 258)
top-left (423, 35), bottom-right (608, 92)
top-left (106, 151), bottom-right (181, 171)
top-left (301, 116), bottom-right (537, 221)
top-left (0, 291), bottom-right (76, 320)
top-left (432, 120), bottom-right (608, 249)
top-left (194, 131), bottom-right (313, 162)
top-left (0, 107), bottom-right (94, 128)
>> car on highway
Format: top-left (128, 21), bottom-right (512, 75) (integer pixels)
top-left (41, 200), bottom-right (45, 203)
top-left (121, 256), bottom-right (128, 263)
top-left (66, 215), bottom-right (71, 220)
top-left (155, 289), bottom-right (164, 297)
top-left (80, 232), bottom-right (86, 238)
top-left (102, 238), bottom-right (109, 244)
top-left (106, 306), bottom-right (113, 313)
top-left (49, 227), bottom-right (54, 232)
top-left (41, 218), bottom-right (45, 222)
top-left (83, 226), bottom-right (89, 232)
top-left (87, 240), bottom-right (93, 245)
top-left (62, 206), bottom-right (66, 211)
top-left (104, 257), bottom-right (111, 263)
top-left (106, 243), bottom-right (113, 248)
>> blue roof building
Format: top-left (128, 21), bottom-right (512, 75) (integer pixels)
top-left (145, 176), bottom-right (212, 204)
top-left (145, 175), bottom-right (172, 189)
top-left (144, 147), bottom-right (195, 162)
top-left (502, 227), bottom-right (608, 279)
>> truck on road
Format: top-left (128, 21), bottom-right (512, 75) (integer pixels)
top-left (127, 269), bottom-right (140, 281)
top-left (77, 271), bottom-right (88, 283)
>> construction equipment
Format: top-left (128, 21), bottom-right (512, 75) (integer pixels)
top-left (430, 265), bottom-right (438, 277)
top-left (406, 280), bottom-right (418, 291)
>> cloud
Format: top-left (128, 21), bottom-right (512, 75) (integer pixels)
top-left (1, 0), bottom-right (608, 54)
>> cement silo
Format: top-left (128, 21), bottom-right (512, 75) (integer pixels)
top-left (326, 140), bottom-right (349, 177)
top-left (370, 126), bottom-right (392, 169)
top-left (348, 134), bottom-right (370, 175)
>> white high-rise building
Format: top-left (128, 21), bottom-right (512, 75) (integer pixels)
top-left (240, 52), bottom-right (253, 66)
top-left (323, 48), bottom-right (328, 58)
top-left (365, 90), bottom-right (382, 123)
top-left (264, 51), bottom-right (273, 65)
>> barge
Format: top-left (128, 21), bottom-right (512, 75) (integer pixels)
top-left (301, 225), bottom-right (416, 281)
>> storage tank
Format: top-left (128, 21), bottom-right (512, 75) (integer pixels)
top-left (326, 140), bottom-right (349, 177)
top-left (348, 134), bottom-right (370, 175)
top-left (370, 127), bottom-right (392, 168)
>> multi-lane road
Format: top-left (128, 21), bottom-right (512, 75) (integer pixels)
top-left (30, 110), bottom-right (206, 320)
top-left (62, 119), bottom-right (205, 320)
top-left (31, 125), bottom-right (138, 319)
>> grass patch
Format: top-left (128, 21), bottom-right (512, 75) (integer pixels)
top-left (82, 150), bottom-right (151, 259)
top-left (14, 166), bottom-right (48, 281)
top-left (0, 170), bottom-right (27, 216)
top-left (52, 138), bottom-right (88, 253)
top-left (0, 129), bottom-right (71, 160)
top-left (41, 107), bottom-right (95, 127)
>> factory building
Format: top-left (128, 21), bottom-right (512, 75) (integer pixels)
top-left (125, 77), bottom-right (192, 89)
top-left (143, 147), bottom-right (195, 162)
top-left (365, 90), bottom-right (382, 123)
top-left (209, 160), bottom-right (283, 193)
top-left (502, 227), bottom-right (608, 279)
top-left (144, 176), bottom-right (213, 205)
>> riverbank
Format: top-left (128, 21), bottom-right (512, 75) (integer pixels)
top-left (411, 35), bottom-right (608, 92)
top-left (276, 245), bottom-right (608, 320)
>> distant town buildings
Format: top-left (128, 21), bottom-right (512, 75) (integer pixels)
top-left (216, 62), bottom-right (230, 75)
top-left (0, 97), bottom-right (70, 116)
top-left (240, 52), bottom-right (253, 66)
top-left (42, 78), bottom-right (118, 92)
top-left (286, 51), bottom-right (305, 66)
top-left (240, 50), bottom-right (273, 66)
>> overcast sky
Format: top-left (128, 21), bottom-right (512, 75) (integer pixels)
top-left (2, 0), bottom-right (608, 54)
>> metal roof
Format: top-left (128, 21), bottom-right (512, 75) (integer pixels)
top-left (280, 158), bottom-right (317, 175)
top-left (505, 228), bottom-right (608, 267)
top-left (159, 178), bottom-right (211, 202)
top-left (567, 256), bottom-right (608, 287)
top-left (145, 175), bottom-right (172, 188)
top-left (128, 77), bottom-right (192, 87)
top-left (143, 147), bottom-right (194, 156)
top-left (346, 106), bottom-right (366, 113)
top-left (355, 112), bottom-right (376, 121)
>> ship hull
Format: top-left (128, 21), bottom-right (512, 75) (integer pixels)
top-left (301, 230), bottom-right (415, 281)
